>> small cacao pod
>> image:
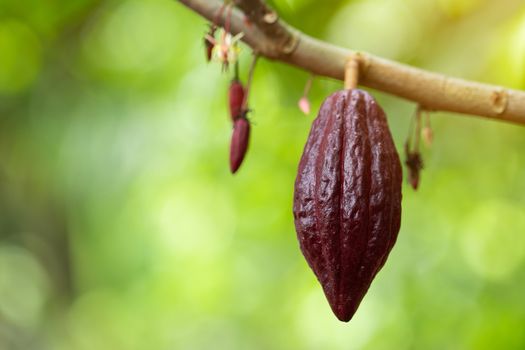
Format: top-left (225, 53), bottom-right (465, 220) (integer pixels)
top-left (230, 115), bottom-right (250, 173)
top-left (293, 89), bottom-right (402, 322)
top-left (405, 151), bottom-right (423, 190)
top-left (229, 79), bottom-right (245, 121)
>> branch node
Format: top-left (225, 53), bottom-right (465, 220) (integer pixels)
top-left (490, 88), bottom-right (509, 115)
top-left (263, 11), bottom-right (278, 24)
top-left (281, 30), bottom-right (300, 55)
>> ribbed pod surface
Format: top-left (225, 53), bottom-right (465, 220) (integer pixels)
top-left (293, 89), bottom-right (402, 322)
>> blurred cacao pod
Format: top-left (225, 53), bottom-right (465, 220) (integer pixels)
top-left (293, 89), bottom-right (402, 322)
top-left (230, 115), bottom-right (250, 173)
top-left (229, 79), bottom-right (245, 121)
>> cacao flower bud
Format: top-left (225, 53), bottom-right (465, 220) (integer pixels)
top-left (298, 96), bottom-right (311, 115)
top-left (229, 79), bottom-right (245, 121)
top-left (205, 40), bottom-right (214, 62)
top-left (204, 24), bottom-right (216, 63)
top-left (230, 115), bottom-right (250, 173)
top-left (293, 89), bottom-right (402, 322)
top-left (422, 126), bottom-right (433, 147)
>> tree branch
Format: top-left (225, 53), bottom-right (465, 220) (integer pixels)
top-left (178, 0), bottom-right (525, 125)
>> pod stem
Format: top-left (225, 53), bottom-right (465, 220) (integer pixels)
top-left (406, 104), bottom-right (423, 152)
top-left (302, 73), bottom-right (314, 96)
top-left (414, 105), bottom-right (422, 151)
top-left (344, 54), bottom-right (361, 90)
top-left (242, 53), bottom-right (259, 111)
top-left (234, 60), bottom-right (240, 81)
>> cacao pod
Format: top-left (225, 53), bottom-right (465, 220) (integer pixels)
top-left (230, 115), bottom-right (250, 173)
top-left (293, 89), bottom-right (402, 322)
top-left (229, 80), bottom-right (245, 121)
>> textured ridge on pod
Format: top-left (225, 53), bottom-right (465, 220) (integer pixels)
top-left (293, 89), bottom-right (402, 322)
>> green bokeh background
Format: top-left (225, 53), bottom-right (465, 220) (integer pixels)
top-left (1, 0), bottom-right (525, 349)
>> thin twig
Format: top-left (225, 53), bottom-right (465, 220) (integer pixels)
top-left (178, 0), bottom-right (525, 125)
top-left (242, 53), bottom-right (259, 110)
top-left (302, 74), bottom-right (314, 97)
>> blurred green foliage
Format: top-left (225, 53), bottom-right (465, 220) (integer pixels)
top-left (1, 0), bottom-right (525, 349)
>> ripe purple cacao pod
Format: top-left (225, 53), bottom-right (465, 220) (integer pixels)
top-left (229, 80), bottom-right (245, 121)
top-left (293, 89), bottom-right (402, 322)
top-left (230, 115), bottom-right (250, 174)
